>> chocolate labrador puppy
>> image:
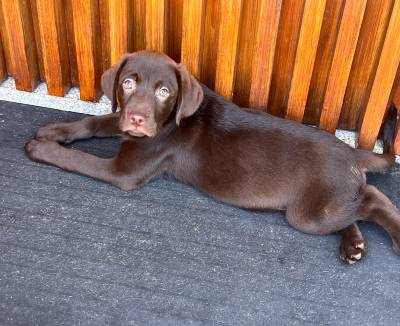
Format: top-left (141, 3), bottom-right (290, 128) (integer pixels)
top-left (25, 51), bottom-right (399, 264)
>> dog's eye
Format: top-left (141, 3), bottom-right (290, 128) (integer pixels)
top-left (157, 86), bottom-right (170, 98)
top-left (122, 78), bottom-right (135, 91)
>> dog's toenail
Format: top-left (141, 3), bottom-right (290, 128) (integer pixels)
top-left (355, 242), bottom-right (364, 250)
top-left (351, 252), bottom-right (362, 260)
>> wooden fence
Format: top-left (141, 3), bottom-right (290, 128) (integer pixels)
top-left (0, 0), bottom-right (400, 153)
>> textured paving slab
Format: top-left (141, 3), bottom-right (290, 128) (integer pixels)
top-left (0, 100), bottom-right (399, 326)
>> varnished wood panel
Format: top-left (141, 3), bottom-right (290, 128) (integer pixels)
top-left (132, 0), bottom-right (146, 51)
top-left (340, 0), bottom-right (394, 130)
top-left (0, 0), bottom-right (39, 91)
top-left (286, 0), bottom-right (326, 122)
top-left (200, 0), bottom-right (220, 88)
top-left (214, 0), bottom-right (243, 99)
top-left (36, 0), bottom-right (70, 96)
top-left (319, 0), bottom-right (367, 132)
top-left (304, 0), bottom-right (344, 125)
top-left (167, 0), bottom-right (183, 62)
top-left (358, 0), bottom-right (400, 150)
top-left (0, 36), bottom-right (6, 82)
top-left (267, 0), bottom-right (306, 117)
top-left (181, 0), bottom-right (205, 78)
top-left (234, 0), bottom-right (282, 109)
top-left (0, 4), bottom-right (15, 77)
top-left (29, 0), bottom-right (45, 81)
top-left (108, 0), bottom-right (130, 65)
top-left (64, 0), bottom-right (79, 86)
top-left (145, 0), bottom-right (167, 52)
top-left (70, 0), bottom-right (102, 101)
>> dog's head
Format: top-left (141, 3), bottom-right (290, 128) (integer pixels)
top-left (101, 51), bottom-right (204, 138)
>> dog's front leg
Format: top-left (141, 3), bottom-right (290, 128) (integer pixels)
top-left (24, 139), bottom-right (139, 190)
top-left (35, 113), bottom-right (120, 143)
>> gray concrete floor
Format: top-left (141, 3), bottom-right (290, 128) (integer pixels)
top-left (0, 100), bottom-right (400, 326)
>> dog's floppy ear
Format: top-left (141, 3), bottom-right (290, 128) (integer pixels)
top-left (101, 54), bottom-right (130, 112)
top-left (175, 64), bottom-right (204, 125)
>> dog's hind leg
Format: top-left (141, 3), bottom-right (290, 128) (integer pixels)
top-left (358, 184), bottom-right (400, 254)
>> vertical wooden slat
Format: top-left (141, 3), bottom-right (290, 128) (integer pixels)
top-left (319, 0), bottom-right (367, 133)
top-left (29, 0), bottom-right (45, 81)
top-left (109, 0), bottom-right (129, 65)
top-left (304, 0), bottom-right (344, 125)
top-left (200, 0), bottom-right (220, 88)
top-left (285, 0), bottom-right (326, 122)
top-left (248, 0), bottom-right (282, 109)
top-left (71, 0), bottom-right (102, 101)
top-left (145, 0), bottom-right (167, 52)
top-left (167, 0), bottom-right (183, 62)
top-left (358, 0), bottom-right (400, 150)
top-left (64, 0), bottom-right (79, 86)
top-left (99, 0), bottom-right (111, 71)
top-left (181, 0), bottom-right (205, 78)
top-left (267, 0), bottom-right (306, 117)
top-left (132, 0), bottom-right (146, 51)
top-left (0, 5), bottom-right (15, 77)
top-left (0, 36), bottom-right (6, 82)
top-left (214, 0), bottom-right (243, 99)
top-left (0, 0), bottom-right (39, 91)
top-left (36, 0), bottom-right (70, 96)
top-left (340, 0), bottom-right (394, 130)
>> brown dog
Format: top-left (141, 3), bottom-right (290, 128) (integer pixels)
top-left (25, 51), bottom-right (399, 264)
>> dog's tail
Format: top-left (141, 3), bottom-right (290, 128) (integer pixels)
top-left (356, 108), bottom-right (397, 172)
top-left (355, 150), bottom-right (395, 172)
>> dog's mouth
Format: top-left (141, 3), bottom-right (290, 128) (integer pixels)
top-left (126, 130), bottom-right (146, 137)
top-left (119, 121), bottom-right (157, 138)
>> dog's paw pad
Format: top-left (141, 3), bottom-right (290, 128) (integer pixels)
top-left (339, 238), bottom-right (366, 265)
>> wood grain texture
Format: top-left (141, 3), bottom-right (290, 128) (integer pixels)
top-left (29, 0), bottom-right (45, 81)
top-left (214, 0), bottom-right (243, 99)
top-left (340, 0), bottom-right (394, 130)
top-left (64, 0), bottom-right (79, 86)
top-left (304, 0), bottom-right (344, 124)
top-left (145, 0), bottom-right (167, 52)
top-left (286, 0), bottom-right (326, 122)
top-left (181, 0), bottom-right (205, 77)
top-left (108, 0), bottom-right (130, 65)
top-left (200, 0), bottom-right (220, 88)
top-left (0, 4), bottom-right (15, 77)
top-left (35, 0), bottom-right (70, 96)
top-left (0, 36), bottom-right (6, 81)
top-left (319, 0), bottom-right (367, 132)
top-left (267, 0), bottom-right (305, 117)
top-left (358, 0), bottom-right (400, 150)
top-left (0, 0), bottom-right (39, 91)
top-left (167, 0), bottom-right (182, 62)
top-left (132, 0), bottom-right (146, 51)
top-left (232, 0), bottom-right (261, 107)
top-left (71, 0), bottom-right (102, 101)
top-left (234, 0), bottom-right (281, 109)
top-left (248, 0), bottom-right (282, 109)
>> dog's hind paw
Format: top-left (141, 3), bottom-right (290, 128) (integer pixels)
top-left (339, 236), bottom-right (366, 265)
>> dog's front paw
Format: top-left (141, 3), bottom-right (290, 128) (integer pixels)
top-left (24, 139), bottom-right (60, 163)
top-left (35, 123), bottom-right (71, 143)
